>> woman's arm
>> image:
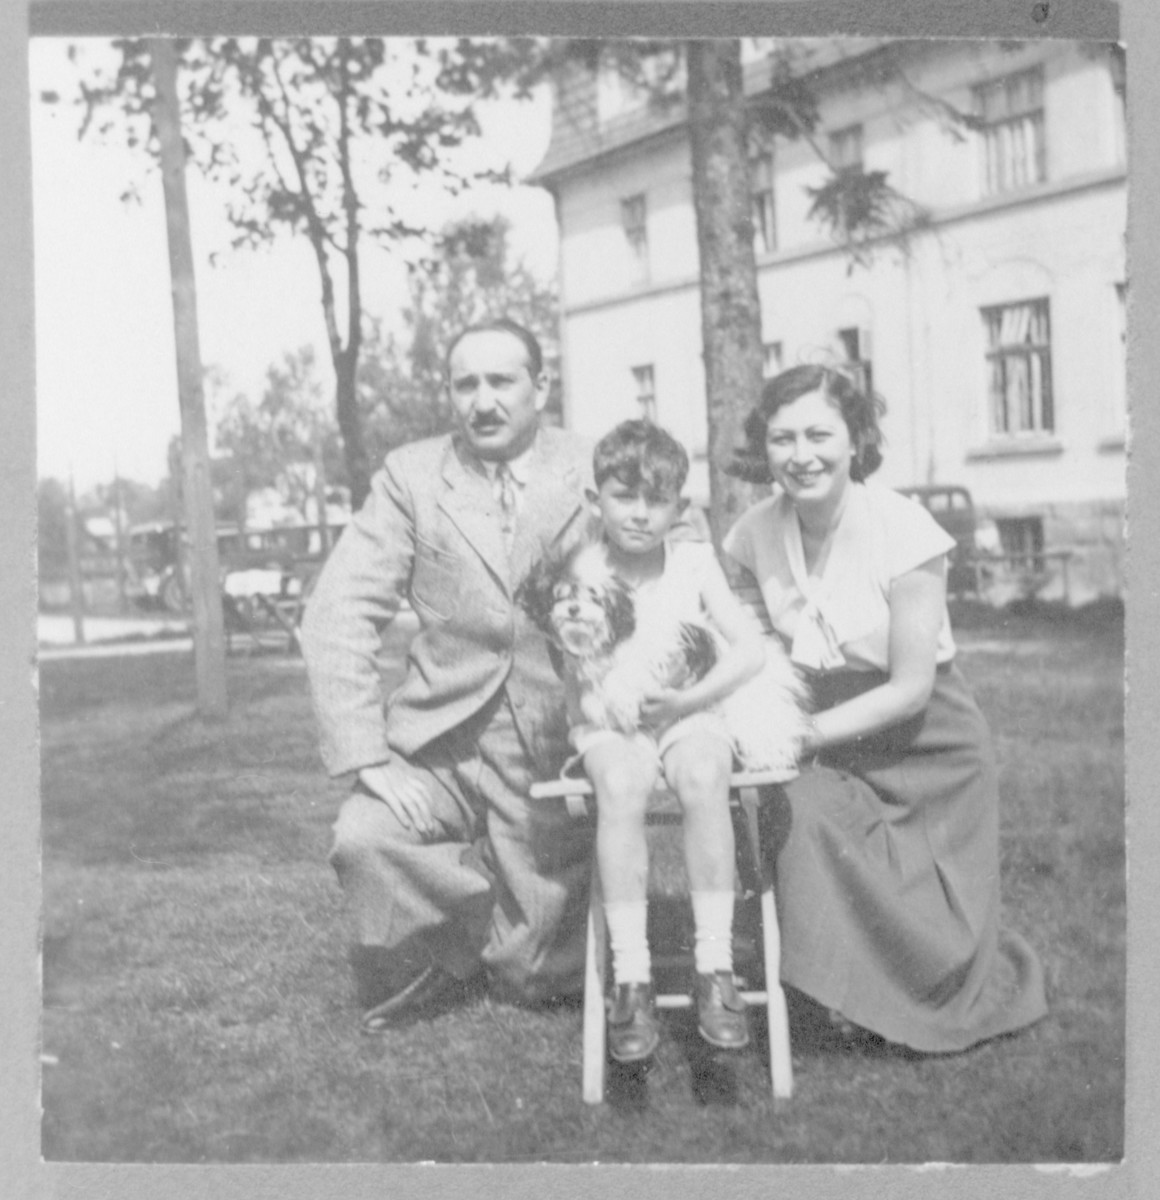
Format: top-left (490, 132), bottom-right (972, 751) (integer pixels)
top-left (806, 555), bottom-right (946, 753)
top-left (640, 558), bottom-right (766, 725)
top-left (728, 563), bottom-right (776, 637)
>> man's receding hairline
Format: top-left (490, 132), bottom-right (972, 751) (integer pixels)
top-left (447, 328), bottom-right (538, 379)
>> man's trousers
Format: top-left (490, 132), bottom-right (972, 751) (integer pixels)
top-left (329, 691), bottom-right (593, 1007)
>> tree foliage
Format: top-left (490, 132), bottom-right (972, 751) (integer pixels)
top-left (212, 346), bottom-right (345, 525)
top-left (38, 474), bottom-right (170, 585)
top-left (358, 213), bottom-right (561, 461)
top-left (205, 211), bottom-right (557, 514)
top-left (805, 169), bottom-right (932, 271)
top-left (548, 38), bottom-right (962, 271)
top-left (60, 35), bottom-right (540, 509)
top-left (50, 36), bottom-right (992, 537)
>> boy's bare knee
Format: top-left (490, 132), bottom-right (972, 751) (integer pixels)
top-left (588, 759), bottom-right (653, 814)
top-left (668, 747), bottom-right (731, 809)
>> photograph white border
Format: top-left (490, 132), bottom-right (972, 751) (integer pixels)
top-left (4, 1), bottom-right (1156, 1197)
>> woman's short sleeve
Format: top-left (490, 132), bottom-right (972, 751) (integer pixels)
top-left (882, 490), bottom-right (957, 581)
top-left (722, 511), bottom-right (755, 573)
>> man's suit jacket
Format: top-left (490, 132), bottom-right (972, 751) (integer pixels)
top-left (302, 426), bottom-right (593, 780)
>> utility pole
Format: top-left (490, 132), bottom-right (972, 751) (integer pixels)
top-left (149, 37), bottom-right (228, 717)
top-left (65, 469), bottom-right (85, 645)
top-left (112, 456), bottom-right (128, 614)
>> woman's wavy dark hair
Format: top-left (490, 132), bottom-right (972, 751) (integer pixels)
top-left (728, 364), bottom-right (886, 485)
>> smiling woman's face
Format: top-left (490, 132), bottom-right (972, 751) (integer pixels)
top-left (764, 388), bottom-right (856, 510)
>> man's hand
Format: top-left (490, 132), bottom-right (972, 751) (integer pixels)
top-left (358, 761), bottom-right (437, 837)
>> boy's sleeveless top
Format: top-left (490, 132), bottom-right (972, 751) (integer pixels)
top-left (631, 538), bottom-right (732, 629)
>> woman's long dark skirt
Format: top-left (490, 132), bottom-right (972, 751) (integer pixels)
top-left (766, 663), bottom-right (1048, 1052)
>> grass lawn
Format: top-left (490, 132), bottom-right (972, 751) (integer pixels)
top-left (38, 607), bottom-right (1125, 1163)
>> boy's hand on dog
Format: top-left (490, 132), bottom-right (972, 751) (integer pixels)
top-left (358, 761), bottom-right (438, 837)
top-left (640, 688), bottom-right (694, 729)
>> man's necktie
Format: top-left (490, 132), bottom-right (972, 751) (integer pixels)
top-left (496, 462), bottom-right (517, 553)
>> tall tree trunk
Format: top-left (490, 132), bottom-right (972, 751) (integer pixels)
top-left (66, 472), bottom-right (85, 645)
top-left (258, 40), bottom-right (373, 509)
top-left (334, 347), bottom-right (370, 509)
top-left (686, 40), bottom-right (765, 550)
top-left (150, 37), bottom-right (228, 718)
top-left (312, 432), bottom-right (331, 555)
top-left (335, 38), bottom-right (370, 510)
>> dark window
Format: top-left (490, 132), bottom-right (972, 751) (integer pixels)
top-left (762, 341), bottom-right (784, 379)
top-left (632, 364), bottom-right (657, 423)
top-left (974, 67), bottom-right (1046, 195)
top-left (997, 516), bottom-right (1044, 570)
top-left (621, 194), bottom-right (649, 286)
top-left (837, 326), bottom-right (873, 397)
top-left (829, 124), bottom-right (864, 174)
top-left (982, 298), bottom-right (1054, 436)
top-left (751, 153), bottom-right (777, 255)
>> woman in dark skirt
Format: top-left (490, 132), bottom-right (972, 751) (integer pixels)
top-left (722, 364), bottom-right (1047, 1053)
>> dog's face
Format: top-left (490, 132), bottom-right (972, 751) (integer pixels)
top-left (519, 542), bottom-right (635, 662)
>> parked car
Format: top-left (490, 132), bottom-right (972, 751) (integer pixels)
top-left (123, 522), bottom-right (190, 612)
top-left (124, 520), bottom-right (347, 613)
top-left (895, 485), bottom-right (979, 595)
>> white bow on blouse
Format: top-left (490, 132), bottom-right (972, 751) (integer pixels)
top-left (785, 516), bottom-right (848, 672)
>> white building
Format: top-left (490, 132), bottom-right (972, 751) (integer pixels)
top-left (530, 38), bottom-right (1127, 603)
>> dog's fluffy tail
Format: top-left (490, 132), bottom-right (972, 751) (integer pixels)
top-left (722, 638), bottom-right (812, 779)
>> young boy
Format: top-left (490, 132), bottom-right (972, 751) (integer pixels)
top-left (579, 420), bottom-right (767, 1062)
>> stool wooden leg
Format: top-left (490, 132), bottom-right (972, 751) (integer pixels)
top-left (739, 785), bottom-right (793, 1104)
top-left (531, 773), bottom-right (797, 1107)
top-left (760, 881), bottom-right (793, 1103)
top-left (582, 857), bottom-right (607, 1104)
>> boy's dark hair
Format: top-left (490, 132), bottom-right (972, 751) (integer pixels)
top-left (728, 364), bottom-right (886, 485)
top-left (593, 420), bottom-right (689, 496)
top-left (444, 317), bottom-right (544, 378)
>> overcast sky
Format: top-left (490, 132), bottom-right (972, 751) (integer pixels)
top-left (29, 37), bottom-right (557, 492)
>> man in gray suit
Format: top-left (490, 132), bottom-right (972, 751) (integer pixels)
top-left (302, 318), bottom-right (594, 1031)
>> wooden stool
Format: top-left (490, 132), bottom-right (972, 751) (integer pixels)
top-left (529, 769), bottom-right (794, 1107)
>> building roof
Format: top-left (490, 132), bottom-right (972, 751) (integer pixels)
top-left (527, 37), bottom-right (900, 187)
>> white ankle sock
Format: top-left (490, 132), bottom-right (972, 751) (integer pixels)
top-left (604, 899), bottom-right (651, 985)
top-left (691, 889), bottom-right (735, 975)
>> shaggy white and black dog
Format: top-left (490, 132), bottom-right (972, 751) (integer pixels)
top-left (519, 540), bottom-right (811, 779)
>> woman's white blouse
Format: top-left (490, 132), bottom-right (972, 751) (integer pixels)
top-left (723, 483), bottom-right (958, 673)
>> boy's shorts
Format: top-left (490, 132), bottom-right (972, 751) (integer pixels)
top-left (564, 710), bottom-right (734, 782)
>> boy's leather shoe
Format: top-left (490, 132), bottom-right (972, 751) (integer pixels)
top-left (695, 971), bottom-right (750, 1050)
top-left (607, 982), bottom-right (661, 1063)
